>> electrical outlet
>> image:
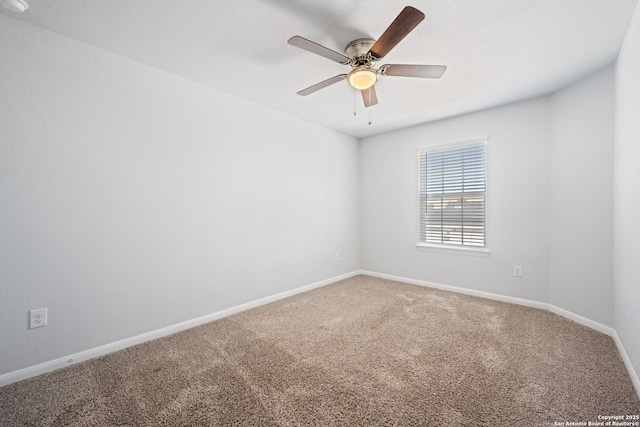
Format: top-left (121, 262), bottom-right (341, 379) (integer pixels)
top-left (29, 308), bottom-right (47, 329)
top-left (513, 265), bottom-right (523, 278)
top-left (334, 252), bottom-right (340, 262)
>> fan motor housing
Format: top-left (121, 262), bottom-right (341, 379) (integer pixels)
top-left (345, 38), bottom-right (376, 66)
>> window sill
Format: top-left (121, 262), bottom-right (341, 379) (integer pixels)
top-left (415, 243), bottom-right (491, 257)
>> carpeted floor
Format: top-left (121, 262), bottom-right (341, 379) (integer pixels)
top-left (1, 275), bottom-right (639, 426)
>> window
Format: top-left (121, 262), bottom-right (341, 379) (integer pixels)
top-left (418, 138), bottom-right (487, 250)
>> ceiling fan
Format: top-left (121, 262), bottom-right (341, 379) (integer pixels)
top-left (287, 6), bottom-right (447, 108)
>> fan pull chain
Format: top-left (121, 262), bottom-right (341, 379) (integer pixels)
top-left (353, 87), bottom-right (357, 116)
top-left (367, 90), bottom-right (372, 125)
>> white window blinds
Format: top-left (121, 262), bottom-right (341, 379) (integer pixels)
top-left (419, 139), bottom-right (487, 248)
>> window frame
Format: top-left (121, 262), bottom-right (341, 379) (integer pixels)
top-left (416, 137), bottom-right (490, 256)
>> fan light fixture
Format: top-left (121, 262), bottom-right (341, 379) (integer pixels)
top-left (347, 68), bottom-right (377, 90)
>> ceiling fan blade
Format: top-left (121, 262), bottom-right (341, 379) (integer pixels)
top-left (288, 36), bottom-right (351, 64)
top-left (369, 6), bottom-right (425, 60)
top-left (361, 85), bottom-right (378, 107)
top-left (297, 74), bottom-right (347, 96)
top-left (381, 64), bottom-right (447, 78)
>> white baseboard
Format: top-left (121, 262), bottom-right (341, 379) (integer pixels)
top-left (3, 269), bottom-right (638, 400)
top-left (0, 271), bottom-right (359, 388)
top-left (359, 270), bottom-right (550, 310)
top-left (546, 304), bottom-right (614, 336)
top-left (611, 330), bottom-right (640, 399)
top-left (357, 269), bottom-right (640, 399)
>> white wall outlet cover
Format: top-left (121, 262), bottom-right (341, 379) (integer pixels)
top-left (29, 308), bottom-right (47, 329)
top-left (513, 265), bottom-right (523, 277)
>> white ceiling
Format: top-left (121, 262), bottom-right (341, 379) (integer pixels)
top-left (2, 0), bottom-right (637, 138)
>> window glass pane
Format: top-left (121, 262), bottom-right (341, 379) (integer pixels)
top-left (419, 140), bottom-right (486, 248)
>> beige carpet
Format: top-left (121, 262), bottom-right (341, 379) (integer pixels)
top-left (1, 275), bottom-right (639, 426)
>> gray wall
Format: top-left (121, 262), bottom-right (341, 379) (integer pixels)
top-left (615, 0), bottom-right (640, 384)
top-left (1, 5), bottom-right (638, 384)
top-left (548, 68), bottom-right (615, 326)
top-left (360, 67), bottom-right (616, 327)
top-left (361, 97), bottom-right (551, 302)
top-left (0, 16), bottom-right (360, 375)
